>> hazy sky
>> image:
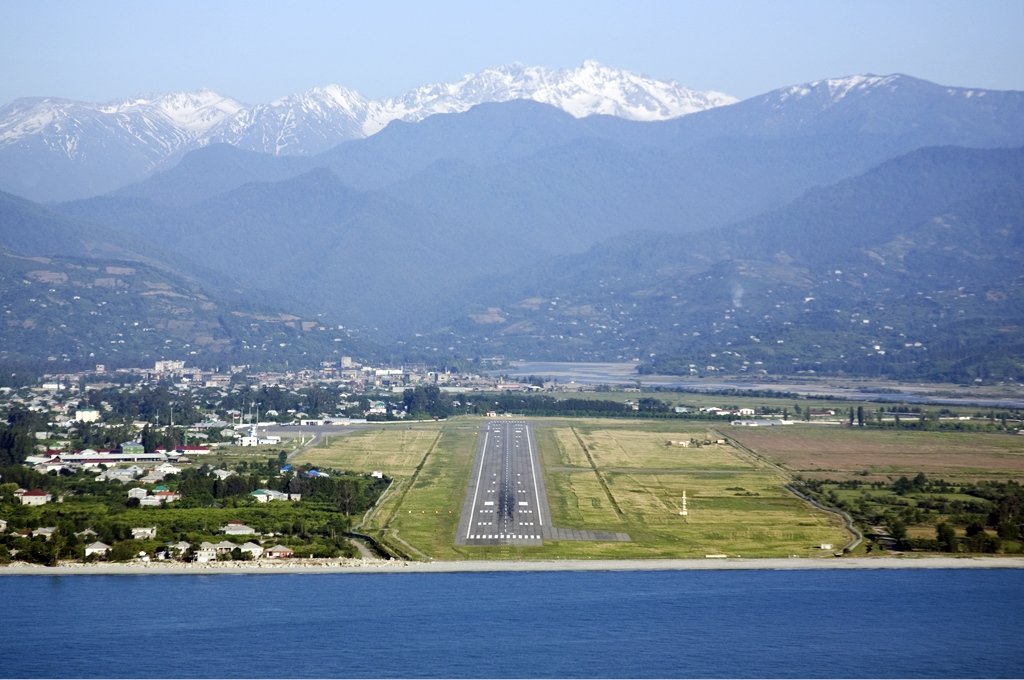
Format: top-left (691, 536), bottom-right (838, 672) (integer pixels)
top-left (3, 0), bottom-right (1023, 105)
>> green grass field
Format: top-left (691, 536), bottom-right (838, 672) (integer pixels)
top-left (538, 422), bottom-right (846, 558)
top-left (292, 424), bottom-right (445, 477)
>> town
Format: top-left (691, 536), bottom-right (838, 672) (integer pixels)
top-left (3, 355), bottom-right (1021, 568)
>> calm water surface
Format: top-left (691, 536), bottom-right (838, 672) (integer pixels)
top-left (2, 569), bottom-right (1022, 678)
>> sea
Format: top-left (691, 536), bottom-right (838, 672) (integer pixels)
top-left (2, 568), bottom-right (1022, 678)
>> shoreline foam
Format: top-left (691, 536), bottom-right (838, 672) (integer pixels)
top-left (2, 555), bottom-right (1023, 575)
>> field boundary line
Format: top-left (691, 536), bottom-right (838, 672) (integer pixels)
top-left (721, 428), bottom-right (861, 552)
top-left (715, 428), bottom-right (790, 478)
top-left (356, 478), bottom-right (396, 532)
top-left (380, 429), bottom-right (443, 530)
top-left (786, 483), bottom-right (863, 553)
top-left (571, 427), bottom-right (625, 520)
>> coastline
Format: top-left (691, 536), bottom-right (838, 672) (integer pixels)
top-left (2, 555), bottom-right (1024, 575)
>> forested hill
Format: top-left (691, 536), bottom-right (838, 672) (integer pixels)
top-left (417, 145), bottom-right (1024, 382)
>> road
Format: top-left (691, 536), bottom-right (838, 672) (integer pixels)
top-left (456, 420), bottom-right (550, 546)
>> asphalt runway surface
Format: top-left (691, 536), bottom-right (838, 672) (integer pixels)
top-left (456, 420), bottom-right (548, 546)
top-left (456, 419), bottom-right (629, 546)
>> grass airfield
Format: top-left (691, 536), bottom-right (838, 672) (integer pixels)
top-left (293, 418), bottom-right (849, 560)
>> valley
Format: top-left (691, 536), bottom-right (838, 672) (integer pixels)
top-left (1, 66), bottom-right (1022, 385)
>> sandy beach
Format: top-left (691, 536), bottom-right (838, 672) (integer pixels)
top-left (2, 555), bottom-right (1023, 575)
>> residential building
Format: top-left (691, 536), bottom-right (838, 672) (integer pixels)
top-left (120, 441), bottom-right (145, 456)
top-left (265, 545), bottom-right (295, 559)
top-left (239, 542), bottom-right (264, 559)
top-left (20, 489), bottom-right (51, 506)
top-left (32, 527), bottom-right (57, 541)
top-left (84, 542), bottom-right (111, 558)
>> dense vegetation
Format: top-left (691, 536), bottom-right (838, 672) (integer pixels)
top-left (795, 474), bottom-right (1024, 554)
top-left (0, 460), bottom-right (389, 565)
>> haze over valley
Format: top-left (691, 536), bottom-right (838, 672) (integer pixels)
top-left (2, 60), bottom-right (1023, 384)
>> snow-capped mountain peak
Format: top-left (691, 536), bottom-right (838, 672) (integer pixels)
top-left (207, 84), bottom-right (372, 155)
top-left (1, 62), bottom-right (733, 159)
top-left (0, 62), bottom-right (737, 198)
top-left (92, 89), bottom-right (245, 133)
top-left (365, 61), bottom-right (736, 134)
top-left (777, 74), bottom-right (905, 105)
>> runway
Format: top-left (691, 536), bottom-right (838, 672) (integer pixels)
top-left (455, 419), bottom-right (631, 547)
top-left (455, 420), bottom-right (550, 546)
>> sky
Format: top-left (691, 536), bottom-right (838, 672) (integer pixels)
top-left (2, 0), bottom-right (1023, 106)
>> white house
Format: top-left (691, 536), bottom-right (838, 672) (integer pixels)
top-left (213, 540), bottom-right (237, 554)
top-left (250, 489), bottom-right (299, 503)
top-left (96, 465), bottom-right (146, 483)
top-left (127, 487), bottom-right (149, 500)
top-left (239, 542), bottom-right (264, 559)
top-left (193, 543), bottom-right (218, 563)
top-left (220, 522), bottom-right (256, 536)
top-left (74, 409), bottom-right (101, 423)
top-left (20, 489), bottom-right (51, 506)
top-left (265, 545), bottom-right (295, 559)
top-left (84, 541), bottom-right (111, 558)
top-left (152, 490), bottom-right (181, 504)
top-left (165, 541), bottom-right (191, 559)
top-left (154, 463), bottom-right (181, 476)
top-left (131, 527), bottom-right (157, 540)
top-left (32, 527), bottom-right (57, 541)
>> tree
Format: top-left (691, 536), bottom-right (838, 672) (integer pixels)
top-left (965, 521), bottom-right (986, 538)
top-left (141, 425), bottom-right (160, 453)
top-left (936, 523), bottom-right (957, 552)
top-left (0, 423), bottom-right (35, 466)
top-left (892, 476), bottom-right (913, 495)
top-left (997, 521), bottom-right (1019, 540)
top-left (887, 519), bottom-right (908, 549)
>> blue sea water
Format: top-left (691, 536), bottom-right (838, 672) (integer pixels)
top-left (1, 569), bottom-right (1022, 678)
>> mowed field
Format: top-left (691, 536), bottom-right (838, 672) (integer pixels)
top-left (294, 418), bottom-right (850, 560)
top-left (292, 425), bottom-right (446, 476)
top-left (725, 425), bottom-right (1024, 481)
top-left (292, 422), bottom-right (478, 560)
top-left (537, 421), bottom-right (848, 558)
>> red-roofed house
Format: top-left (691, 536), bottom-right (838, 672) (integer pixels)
top-left (20, 489), bottom-right (51, 506)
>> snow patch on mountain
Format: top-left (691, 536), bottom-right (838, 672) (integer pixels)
top-left (1, 62), bottom-right (733, 158)
top-left (362, 60), bottom-right (735, 136)
top-left (0, 90), bottom-right (244, 157)
top-left (776, 74), bottom-right (907, 106)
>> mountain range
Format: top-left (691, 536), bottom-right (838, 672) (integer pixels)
top-left (1, 66), bottom-right (1022, 381)
top-left (0, 61), bottom-right (733, 202)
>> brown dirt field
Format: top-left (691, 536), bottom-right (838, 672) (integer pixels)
top-left (725, 425), bottom-right (1024, 480)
